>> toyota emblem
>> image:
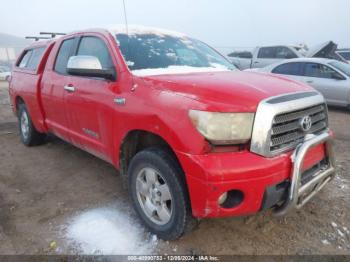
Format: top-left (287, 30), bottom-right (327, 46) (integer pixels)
top-left (300, 115), bottom-right (312, 132)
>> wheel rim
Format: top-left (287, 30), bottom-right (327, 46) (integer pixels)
top-left (135, 167), bottom-right (173, 225)
top-left (20, 111), bottom-right (29, 140)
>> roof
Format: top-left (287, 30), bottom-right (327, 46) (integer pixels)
top-left (66, 25), bottom-right (188, 40)
top-left (255, 57), bottom-right (337, 73)
top-left (272, 57), bottom-right (335, 64)
top-left (107, 25), bottom-right (187, 38)
top-left (24, 38), bottom-right (56, 49)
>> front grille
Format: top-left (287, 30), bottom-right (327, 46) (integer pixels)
top-left (270, 104), bottom-right (328, 152)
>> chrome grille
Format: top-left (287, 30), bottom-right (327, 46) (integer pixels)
top-left (270, 104), bottom-right (328, 152)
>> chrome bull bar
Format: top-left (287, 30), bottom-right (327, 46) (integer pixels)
top-left (273, 131), bottom-right (335, 216)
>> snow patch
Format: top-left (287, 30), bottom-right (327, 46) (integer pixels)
top-left (337, 229), bottom-right (345, 238)
top-left (132, 65), bottom-right (229, 77)
top-left (321, 239), bottom-right (330, 245)
top-left (66, 207), bottom-right (157, 255)
top-left (108, 25), bottom-right (187, 38)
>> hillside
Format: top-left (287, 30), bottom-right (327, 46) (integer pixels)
top-left (0, 33), bottom-right (29, 47)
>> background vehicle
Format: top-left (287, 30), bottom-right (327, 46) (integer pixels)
top-left (0, 66), bottom-right (11, 81)
top-left (228, 45), bottom-right (302, 70)
top-left (252, 58), bottom-right (350, 108)
top-left (227, 51), bottom-right (253, 70)
top-left (9, 26), bottom-right (335, 240)
top-left (229, 41), bottom-right (345, 70)
top-left (337, 49), bottom-right (350, 62)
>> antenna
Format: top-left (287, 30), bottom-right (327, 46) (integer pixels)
top-left (40, 32), bottom-right (66, 38)
top-left (25, 36), bottom-right (51, 41)
top-left (122, 0), bottom-right (129, 35)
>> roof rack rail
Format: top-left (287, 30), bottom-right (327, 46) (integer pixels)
top-left (25, 36), bottom-right (51, 41)
top-left (40, 32), bottom-right (66, 38)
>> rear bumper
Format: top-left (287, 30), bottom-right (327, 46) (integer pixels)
top-left (177, 131), bottom-right (335, 218)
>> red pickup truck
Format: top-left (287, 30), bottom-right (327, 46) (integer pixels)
top-left (9, 26), bottom-right (335, 240)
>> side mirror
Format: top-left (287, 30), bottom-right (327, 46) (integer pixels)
top-left (67, 56), bottom-right (116, 81)
top-left (332, 72), bottom-right (345, 80)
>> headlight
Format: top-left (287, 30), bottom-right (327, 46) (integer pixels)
top-left (188, 110), bottom-right (255, 145)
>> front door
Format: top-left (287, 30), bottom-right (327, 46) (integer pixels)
top-left (64, 35), bottom-right (119, 161)
top-left (301, 62), bottom-right (349, 106)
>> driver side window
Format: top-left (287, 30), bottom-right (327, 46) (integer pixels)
top-left (275, 47), bottom-right (297, 59)
top-left (77, 36), bottom-right (114, 70)
top-left (304, 63), bottom-right (340, 79)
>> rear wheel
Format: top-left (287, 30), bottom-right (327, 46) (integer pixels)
top-left (18, 103), bottom-right (46, 146)
top-left (128, 147), bottom-right (196, 240)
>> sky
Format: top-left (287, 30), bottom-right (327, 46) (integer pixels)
top-left (0, 0), bottom-right (349, 49)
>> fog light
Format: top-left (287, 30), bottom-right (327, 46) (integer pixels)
top-left (218, 192), bottom-right (228, 205)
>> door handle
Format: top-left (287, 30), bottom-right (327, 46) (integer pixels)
top-left (306, 80), bottom-right (313, 84)
top-left (64, 85), bottom-right (75, 92)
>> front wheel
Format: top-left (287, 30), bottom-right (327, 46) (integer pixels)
top-left (18, 103), bottom-right (46, 146)
top-left (128, 147), bottom-right (196, 240)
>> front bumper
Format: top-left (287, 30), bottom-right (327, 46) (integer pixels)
top-left (176, 131), bottom-right (335, 218)
top-left (273, 132), bottom-right (335, 215)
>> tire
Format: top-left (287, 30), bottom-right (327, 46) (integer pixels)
top-left (128, 147), bottom-right (196, 240)
top-left (18, 103), bottom-right (46, 146)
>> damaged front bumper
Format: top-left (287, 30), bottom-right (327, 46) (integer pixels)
top-left (176, 131), bottom-right (335, 218)
top-left (273, 131), bottom-right (335, 216)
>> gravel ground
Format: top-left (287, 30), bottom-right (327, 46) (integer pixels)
top-left (0, 81), bottom-right (349, 255)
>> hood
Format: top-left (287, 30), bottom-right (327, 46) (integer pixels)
top-left (306, 41), bottom-right (347, 62)
top-left (138, 71), bottom-right (313, 112)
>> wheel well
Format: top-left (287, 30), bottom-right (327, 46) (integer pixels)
top-left (15, 96), bottom-right (25, 115)
top-left (119, 130), bottom-right (179, 176)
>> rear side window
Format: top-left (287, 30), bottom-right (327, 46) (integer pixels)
top-left (27, 47), bottom-right (45, 70)
top-left (272, 62), bottom-right (303, 76)
top-left (54, 38), bottom-right (75, 74)
top-left (18, 50), bottom-right (33, 68)
top-left (228, 51), bottom-right (252, 59)
top-left (77, 36), bottom-right (113, 69)
top-left (17, 47), bottom-right (45, 71)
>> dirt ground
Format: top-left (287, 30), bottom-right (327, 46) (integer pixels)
top-left (0, 80), bottom-right (349, 255)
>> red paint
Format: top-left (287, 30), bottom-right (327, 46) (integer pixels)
top-left (9, 29), bottom-right (317, 218)
top-left (301, 143), bottom-right (326, 172)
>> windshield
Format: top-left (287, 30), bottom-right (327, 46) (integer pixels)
top-left (329, 61), bottom-right (350, 77)
top-left (115, 33), bottom-right (236, 75)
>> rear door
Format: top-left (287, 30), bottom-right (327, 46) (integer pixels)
top-left (41, 37), bottom-right (77, 140)
top-left (301, 62), bottom-right (349, 105)
top-left (63, 34), bottom-right (119, 161)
